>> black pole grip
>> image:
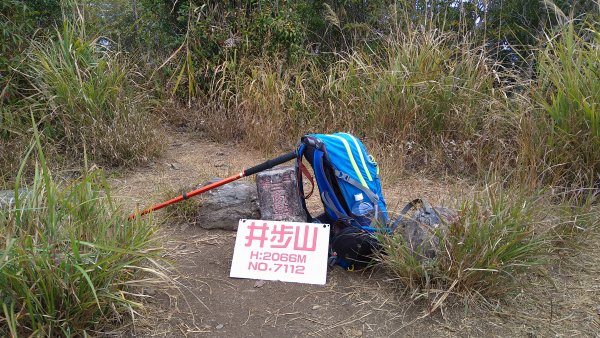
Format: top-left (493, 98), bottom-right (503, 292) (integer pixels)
top-left (243, 151), bottom-right (296, 177)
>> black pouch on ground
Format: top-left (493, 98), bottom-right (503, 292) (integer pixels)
top-left (329, 218), bottom-right (382, 270)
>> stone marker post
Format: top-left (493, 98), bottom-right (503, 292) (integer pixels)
top-left (256, 166), bottom-right (306, 222)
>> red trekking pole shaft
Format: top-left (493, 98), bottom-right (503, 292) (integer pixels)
top-left (128, 151), bottom-right (296, 220)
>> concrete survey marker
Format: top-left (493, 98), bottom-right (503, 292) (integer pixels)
top-left (256, 166), bottom-right (306, 222)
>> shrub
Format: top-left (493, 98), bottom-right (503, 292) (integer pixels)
top-left (0, 133), bottom-right (164, 336)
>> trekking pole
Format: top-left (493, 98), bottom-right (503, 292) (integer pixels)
top-left (128, 151), bottom-right (297, 220)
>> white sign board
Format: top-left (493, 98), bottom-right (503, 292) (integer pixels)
top-left (230, 219), bottom-right (330, 285)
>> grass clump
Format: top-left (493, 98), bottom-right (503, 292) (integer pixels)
top-left (28, 21), bottom-right (162, 165)
top-left (1, 19), bottom-right (162, 186)
top-left (534, 21), bottom-right (600, 185)
top-left (160, 187), bottom-right (200, 224)
top-left (376, 183), bottom-right (598, 301)
top-left (0, 134), bottom-right (164, 336)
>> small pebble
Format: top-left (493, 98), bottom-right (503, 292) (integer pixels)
top-left (350, 329), bottom-right (363, 337)
top-left (143, 288), bottom-right (156, 296)
top-left (215, 324), bottom-right (224, 330)
top-left (312, 305), bottom-right (321, 310)
top-left (254, 280), bottom-right (266, 288)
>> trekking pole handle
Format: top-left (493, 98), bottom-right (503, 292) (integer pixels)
top-left (243, 151), bottom-right (296, 177)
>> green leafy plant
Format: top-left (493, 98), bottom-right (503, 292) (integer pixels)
top-left (0, 121), bottom-right (165, 336)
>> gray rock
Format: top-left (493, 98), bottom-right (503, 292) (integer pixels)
top-left (0, 189), bottom-right (29, 210)
top-left (196, 178), bottom-right (259, 231)
top-left (256, 166), bottom-right (306, 222)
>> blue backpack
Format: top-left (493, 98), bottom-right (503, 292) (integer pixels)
top-left (296, 133), bottom-right (389, 269)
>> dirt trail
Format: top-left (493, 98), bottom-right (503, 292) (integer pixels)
top-left (111, 131), bottom-right (600, 337)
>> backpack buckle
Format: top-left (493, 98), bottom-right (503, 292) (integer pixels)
top-left (327, 255), bottom-right (337, 267)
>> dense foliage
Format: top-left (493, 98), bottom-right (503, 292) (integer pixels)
top-left (0, 0), bottom-right (61, 103)
top-left (1, 1), bottom-right (599, 334)
top-left (2, 0), bottom-right (599, 183)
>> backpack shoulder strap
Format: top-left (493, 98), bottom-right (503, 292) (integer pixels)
top-left (298, 161), bottom-right (314, 199)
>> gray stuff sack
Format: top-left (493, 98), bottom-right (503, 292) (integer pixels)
top-left (391, 199), bottom-right (458, 260)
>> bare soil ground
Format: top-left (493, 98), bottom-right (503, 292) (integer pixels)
top-left (111, 131), bottom-right (600, 337)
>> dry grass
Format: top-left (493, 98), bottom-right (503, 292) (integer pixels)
top-left (376, 179), bottom-right (600, 305)
top-left (158, 16), bottom-right (600, 193)
top-left (0, 18), bottom-right (162, 188)
top-left (173, 28), bottom-right (518, 180)
top-left (103, 129), bottom-right (599, 336)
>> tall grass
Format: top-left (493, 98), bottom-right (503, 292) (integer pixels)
top-left (28, 20), bottom-right (162, 164)
top-left (182, 16), bottom-right (600, 187)
top-left (534, 21), bottom-right (600, 185)
top-left (0, 127), bottom-right (164, 336)
top-left (376, 183), bottom-right (599, 301)
top-left (1, 18), bottom-right (162, 187)
top-left (189, 28), bottom-right (515, 175)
